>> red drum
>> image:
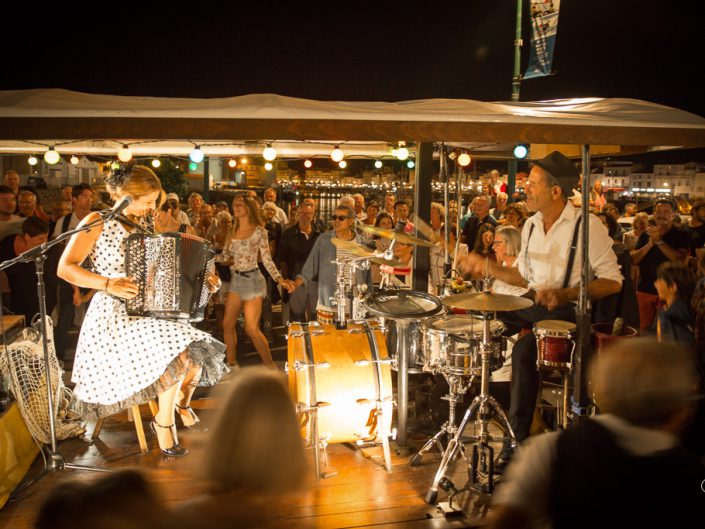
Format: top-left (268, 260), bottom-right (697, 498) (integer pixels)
top-left (533, 320), bottom-right (576, 368)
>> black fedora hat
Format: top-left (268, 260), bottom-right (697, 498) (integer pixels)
top-left (532, 151), bottom-right (580, 197)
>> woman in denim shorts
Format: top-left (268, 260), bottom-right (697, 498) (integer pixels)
top-left (220, 195), bottom-right (294, 367)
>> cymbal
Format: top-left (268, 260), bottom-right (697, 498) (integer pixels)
top-left (332, 237), bottom-right (375, 256)
top-left (331, 238), bottom-right (405, 267)
top-left (356, 224), bottom-right (435, 247)
top-left (443, 292), bottom-right (533, 312)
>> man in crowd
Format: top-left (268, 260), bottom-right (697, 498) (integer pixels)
top-left (194, 203), bottom-right (215, 239)
top-left (352, 193), bottom-right (366, 220)
top-left (631, 198), bottom-right (690, 330)
top-left (461, 194), bottom-right (496, 249)
top-left (491, 191), bottom-right (509, 221)
top-left (277, 202), bottom-right (322, 323)
top-left (264, 188), bottom-right (288, 226)
top-left (459, 151), bottom-right (622, 467)
top-left (487, 338), bottom-right (705, 528)
top-left (3, 170), bottom-right (20, 200)
top-left (52, 183), bottom-right (95, 363)
top-left (384, 192), bottom-right (396, 216)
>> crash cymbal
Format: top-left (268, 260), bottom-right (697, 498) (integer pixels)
top-left (356, 224), bottom-right (435, 247)
top-left (443, 292), bottom-right (533, 312)
top-left (368, 256), bottom-right (406, 267)
top-left (332, 237), bottom-right (375, 256)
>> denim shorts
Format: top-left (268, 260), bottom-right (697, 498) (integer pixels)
top-left (228, 269), bottom-right (266, 301)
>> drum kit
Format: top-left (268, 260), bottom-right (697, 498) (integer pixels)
top-left (285, 224), bottom-right (573, 499)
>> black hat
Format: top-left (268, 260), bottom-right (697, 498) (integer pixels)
top-left (532, 151), bottom-right (580, 198)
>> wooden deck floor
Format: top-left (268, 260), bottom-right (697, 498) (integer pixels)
top-left (0, 308), bottom-right (509, 529)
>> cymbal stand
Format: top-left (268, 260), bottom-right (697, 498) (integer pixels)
top-left (425, 312), bottom-right (516, 503)
top-left (410, 373), bottom-right (472, 466)
top-left (332, 257), bottom-right (369, 329)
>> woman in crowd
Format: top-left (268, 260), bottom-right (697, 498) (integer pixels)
top-left (155, 197), bottom-right (196, 234)
top-left (220, 194), bottom-right (294, 368)
top-left (58, 165), bottom-right (227, 457)
top-left (653, 261), bottom-right (695, 345)
top-left (503, 203), bottom-right (528, 230)
top-left (472, 222), bottom-right (496, 259)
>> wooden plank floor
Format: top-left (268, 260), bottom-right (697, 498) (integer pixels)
top-left (0, 307), bottom-right (506, 529)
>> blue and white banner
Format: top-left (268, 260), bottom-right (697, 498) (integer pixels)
top-left (524, 0), bottom-right (561, 80)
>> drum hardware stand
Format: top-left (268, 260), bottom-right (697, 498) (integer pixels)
top-left (425, 312), bottom-right (516, 503)
top-left (332, 257), bottom-right (369, 330)
top-left (290, 322), bottom-right (337, 480)
top-left (350, 320), bottom-right (394, 472)
top-left (410, 374), bottom-right (471, 467)
top-left (536, 340), bottom-right (575, 430)
top-left (1, 213), bottom-right (121, 499)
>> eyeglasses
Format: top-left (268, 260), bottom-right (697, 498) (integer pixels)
top-left (333, 215), bottom-right (351, 221)
top-left (492, 240), bottom-right (506, 246)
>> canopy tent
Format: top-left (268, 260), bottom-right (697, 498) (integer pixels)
top-left (1, 89), bottom-right (704, 159)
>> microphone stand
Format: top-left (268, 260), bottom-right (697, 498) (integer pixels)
top-left (3, 208), bottom-right (127, 498)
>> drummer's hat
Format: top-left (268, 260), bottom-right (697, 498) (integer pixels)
top-left (532, 151), bottom-right (580, 198)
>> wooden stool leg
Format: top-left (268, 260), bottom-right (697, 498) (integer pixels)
top-left (132, 405), bottom-right (149, 454)
top-left (148, 400), bottom-right (159, 417)
top-left (92, 417), bottom-right (106, 439)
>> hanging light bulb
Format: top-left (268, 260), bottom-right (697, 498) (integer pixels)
top-left (457, 152), bottom-right (471, 167)
top-left (70, 155), bottom-right (80, 165)
top-left (117, 144), bottom-right (133, 163)
top-left (374, 160), bottom-right (383, 169)
top-left (264, 161), bottom-right (274, 171)
top-left (189, 161), bottom-right (198, 171)
top-left (331, 145), bottom-right (344, 162)
top-left (262, 144), bottom-right (277, 161)
top-left (151, 158), bottom-right (161, 168)
top-left (44, 147), bottom-right (61, 165)
top-left (339, 160), bottom-right (347, 169)
top-left (240, 157), bottom-right (248, 165)
top-left (28, 155), bottom-right (38, 166)
top-left (513, 145), bottom-right (529, 159)
top-left (228, 158), bottom-right (237, 168)
top-left (304, 159), bottom-right (313, 168)
top-left (396, 142), bottom-right (409, 161)
top-left (189, 146), bottom-right (205, 163)
top-left (406, 160), bottom-right (415, 169)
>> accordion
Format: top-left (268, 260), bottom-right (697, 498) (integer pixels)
top-left (125, 232), bottom-right (215, 322)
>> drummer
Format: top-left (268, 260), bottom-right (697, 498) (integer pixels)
top-left (292, 204), bottom-right (371, 325)
top-left (458, 151), bottom-right (623, 468)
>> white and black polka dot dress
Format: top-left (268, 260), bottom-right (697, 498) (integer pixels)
top-left (70, 218), bottom-right (227, 419)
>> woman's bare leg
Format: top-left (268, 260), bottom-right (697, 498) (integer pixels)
top-left (154, 380), bottom-right (183, 450)
top-left (243, 296), bottom-right (275, 369)
top-left (177, 364), bottom-right (203, 427)
top-left (223, 292), bottom-right (244, 366)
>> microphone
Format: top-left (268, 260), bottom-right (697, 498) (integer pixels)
top-left (110, 195), bottom-right (133, 217)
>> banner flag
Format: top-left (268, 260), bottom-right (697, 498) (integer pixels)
top-left (524, 0), bottom-right (561, 80)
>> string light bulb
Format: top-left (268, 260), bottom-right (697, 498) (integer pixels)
top-left (513, 145), bottom-right (529, 159)
top-left (331, 145), bottom-right (344, 162)
top-left (338, 160), bottom-right (347, 169)
top-left (374, 160), bottom-right (383, 169)
top-left (189, 146), bottom-right (205, 163)
top-left (264, 161), bottom-right (274, 171)
top-left (189, 162), bottom-right (198, 171)
top-left (406, 160), bottom-right (415, 169)
top-left (117, 144), bottom-right (133, 163)
top-left (240, 157), bottom-right (248, 165)
top-left (70, 155), bottom-right (80, 165)
top-left (228, 159), bottom-right (237, 168)
top-left (304, 159), bottom-right (313, 168)
top-left (28, 155), bottom-right (38, 166)
top-left (44, 147), bottom-right (61, 164)
top-left (262, 144), bottom-right (277, 161)
top-left (151, 158), bottom-right (161, 168)
top-left (457, 152), bottom-right (471, 167)
top-left (395, 142), bottom-right (409, 161)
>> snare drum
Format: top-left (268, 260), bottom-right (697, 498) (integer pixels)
top-left (422, 315), bottom-right (506, 376)
top-left (533, 320), bottom-right (576, 368)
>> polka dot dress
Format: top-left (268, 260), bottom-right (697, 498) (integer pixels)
top-left (70, 218), bottom-right (227, 419)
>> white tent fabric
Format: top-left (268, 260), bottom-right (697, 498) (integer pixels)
top-left (0, 89), bottom-right (704, 156)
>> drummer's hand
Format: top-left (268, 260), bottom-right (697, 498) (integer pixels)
top-left (535, 288), bottom-right (570, 311)
top-left (206, 272), bottom-right (222, 293)
top-left (106, 276), bottom-right (139, 299)
top-left (380, 264), bottom-right (394, 275)
top-left (457, 253), bottom-right (484, 277)
top-left (279, 278), bottom-right (296, 293)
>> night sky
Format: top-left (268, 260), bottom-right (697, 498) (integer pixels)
top-left (3, 1), bottom-right (704, 163)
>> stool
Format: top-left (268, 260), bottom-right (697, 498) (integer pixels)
top-left (92, 401), bottom-right (159, 453)
top-left (537, 364), bottom-right (572, 429)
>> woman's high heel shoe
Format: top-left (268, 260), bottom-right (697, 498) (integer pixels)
top-left (150, 420), bottom-right (189, 457)
top-left (176, 404), bottom-right (208, 432)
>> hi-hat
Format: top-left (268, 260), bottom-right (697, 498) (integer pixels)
top-left (356, 224), bottom-right (435, 247)
top-left (443, 292), bottom-right (533, 312)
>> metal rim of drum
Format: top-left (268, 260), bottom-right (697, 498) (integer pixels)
top-left (364, 290), bottom-right (443, 319)
top-left (423, 314), bottom-right (505, 338)
top-left (534, 320), bottom-right (576, 338)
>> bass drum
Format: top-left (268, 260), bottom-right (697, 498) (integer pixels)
top-left (287, 321), bottom-right (393, 445)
